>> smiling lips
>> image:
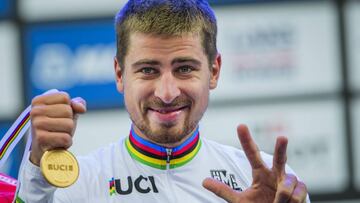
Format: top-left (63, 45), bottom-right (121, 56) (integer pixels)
top-left (148, 106), bottom-right (188, 123)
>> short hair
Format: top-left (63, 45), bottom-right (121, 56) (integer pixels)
top-left (115, 0), bottom-right (217, 69)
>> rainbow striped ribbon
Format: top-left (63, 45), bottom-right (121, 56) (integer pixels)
top-left (0, 106), bottom-right (31, 168)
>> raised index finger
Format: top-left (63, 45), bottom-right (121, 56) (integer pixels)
top-left (237, 124), bottom-right (265, 170)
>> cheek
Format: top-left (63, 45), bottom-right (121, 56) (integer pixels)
top-left (189, 85), bottom-right (210, 110)
top-left (123, 83), bottom-right (149, 112)
top-left (198, 91), bottom-right (209, 110)
top-left (123, 85), bottom-right (139, 112)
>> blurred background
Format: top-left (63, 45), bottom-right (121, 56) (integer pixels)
top-left (0, 0), bottom-right (359, 202)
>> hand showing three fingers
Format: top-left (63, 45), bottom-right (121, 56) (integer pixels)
top-left (203, 124), bottom-right (308, 203)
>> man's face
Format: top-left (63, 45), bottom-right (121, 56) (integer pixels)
top-left (114, 32), bottom-right (221, 145)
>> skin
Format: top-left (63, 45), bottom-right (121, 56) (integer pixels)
top-left (29, 32), bottom-right (307, 203)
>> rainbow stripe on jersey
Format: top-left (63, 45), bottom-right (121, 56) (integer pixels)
top-left (125, 127), bottom-right (201, 170)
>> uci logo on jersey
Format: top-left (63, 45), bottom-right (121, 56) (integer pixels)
top-left (109, 175), bottom-right (159, 196)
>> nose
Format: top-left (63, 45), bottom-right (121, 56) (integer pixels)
top-left (154, 72), bottom-right (181, 104)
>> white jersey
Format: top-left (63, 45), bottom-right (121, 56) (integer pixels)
top-left (17, 127), bottom-right (310, 202)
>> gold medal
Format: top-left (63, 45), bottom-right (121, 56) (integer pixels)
top-left (40, 150), bottom-right (79, 188)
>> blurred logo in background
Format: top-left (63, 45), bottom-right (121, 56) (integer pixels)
top-left (229, 26), bottom-right (295, 80)
top-left (31, 43), bottom-right (114, 90)
top-left (251, 120), bottom-right (330, 169)
top-left (24, 21), bottom-right (124, 109)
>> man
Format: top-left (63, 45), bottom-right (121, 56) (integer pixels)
top-left (18, 0), bottom-right (310, 202)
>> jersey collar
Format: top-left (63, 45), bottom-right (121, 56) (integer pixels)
top-left (125, 126), bottom-right (201, 170)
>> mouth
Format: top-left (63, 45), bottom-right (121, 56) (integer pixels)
top-left (147, 105), bottom-right (189, 123)
top-left (148, 106), bottom-right (189, 114)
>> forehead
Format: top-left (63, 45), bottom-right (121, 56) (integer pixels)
top-left (126, 32), bottom-right (205, 58)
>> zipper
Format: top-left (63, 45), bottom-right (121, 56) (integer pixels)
top-left (165, 148), bottom-right (174, 202)
top-left (166, 148), bottom-right (172, 170)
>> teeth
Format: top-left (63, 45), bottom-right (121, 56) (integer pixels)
top-left (152, 106), bottom-right (186, 114)
top-left (157, 109), bottom-right (179, 114)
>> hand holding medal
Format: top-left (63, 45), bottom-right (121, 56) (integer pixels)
top-left (30, 90), bottom-right (86, 188)
top-left (0, 90), bottom-right (86, 190)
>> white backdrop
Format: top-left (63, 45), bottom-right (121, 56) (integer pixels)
top-left (19, 0), bottom-right (126, 21)
top-left (346, 1), bottom-right (360, 91)
top-left (352, 98), bottom-right (360, 190)
top-left (71, 109), bottom-right (131, 156)
top-left (0, 22), bottom-right (22, 119)
top-left (213, 1), bottom-right (341, 101)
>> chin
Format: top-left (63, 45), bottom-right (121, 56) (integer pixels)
top-left (152, 123), bottom-right (183, 136)
top-left (148, 124), bottom-right (188, 144)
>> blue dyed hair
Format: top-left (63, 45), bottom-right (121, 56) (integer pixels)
top-left (115, 0), bottom-right (217, 68)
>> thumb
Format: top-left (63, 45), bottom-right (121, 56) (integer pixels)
top-left (71, 97), bottom-right (87, 114)
top-left (203, 178), bottom-right (238, 202)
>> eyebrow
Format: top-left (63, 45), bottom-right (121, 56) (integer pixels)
top-left (132, 57), bottom-right (202, 68)
top-left (171, 57), bottom-right (202, 66)
top-left (132, 59), bottom-right (160, 67)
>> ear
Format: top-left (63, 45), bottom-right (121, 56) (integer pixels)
top-left (209, 53), bottom-right (222, 90)
top-left (114, 57), bottom-right (124, 93)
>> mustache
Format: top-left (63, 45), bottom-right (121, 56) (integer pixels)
top-left (144, 96), bottom-right (191, 110)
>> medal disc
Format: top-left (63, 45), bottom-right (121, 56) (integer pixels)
top-left (40, 150), bottom-right (79, 188)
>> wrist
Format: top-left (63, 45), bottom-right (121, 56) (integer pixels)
top-left (29, 151), bottom-right (41, 166)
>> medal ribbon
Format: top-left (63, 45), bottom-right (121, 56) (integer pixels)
top-left (0, 106), bottom-right (33, 202)
top-left (0, 106), bottom-right (32, 168)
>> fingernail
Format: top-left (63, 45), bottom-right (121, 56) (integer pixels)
top-left (42, 89), bottom-right (59, 95)
top-left (72, 97), bottom-right (86, 106)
